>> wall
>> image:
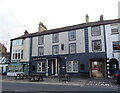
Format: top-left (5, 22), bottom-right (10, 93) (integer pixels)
top-left (105, 24), bottom-right (120, 66)
top-left (88, 25), bottom-right (105, 53)
top-left (32, 28), bottom-right (85, 56)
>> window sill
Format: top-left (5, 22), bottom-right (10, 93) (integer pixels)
top-left (113, 50), bottom-right (120, 53)
top-left (111, 33), bottom-right (119, 35)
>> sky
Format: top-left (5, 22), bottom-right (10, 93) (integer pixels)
top-left (0, 0), bottom-right (120, 52)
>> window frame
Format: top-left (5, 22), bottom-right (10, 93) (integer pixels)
top-left (111, 23), bottom-right (119, 35)
top-left (52, 45), bottom-right (59, 55)
top-left (66, 61), bottom-right (78, 73)
top-left (68, 30), bottom-right (76, 41)
top-left (113, 41), bottom-right (120, 51)
top-left (91, 26), bottom-right (101, 36)
top-left (37, 62), bottom-right (46, 72)
top-left (69, 43), bottom-right (76, 54)
top-left (52, 33), bottom-right (59, 43)
top-left (38, 36), bottom-right (44, 45)
top-left (92, 40), bottom-right (102, 51)
top-left (38, 47), bottom-right (44, 56)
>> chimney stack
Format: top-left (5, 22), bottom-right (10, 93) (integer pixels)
top-left (100, 15), bottom-right (104, 21)
top-left (38, 22), bottom-right (47, 32)
top-left (85, 14), bottom-right (89, 23)
top-left (24, 30), bottom-right (28, 35)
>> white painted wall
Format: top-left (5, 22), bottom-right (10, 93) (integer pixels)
top-left (105, 24), bottom-right (120, 66)
top-left (44, 34), bottom-right (52, 55)
top-left (11, 38), bottom-right (30, 62)
top-left (32, 37), bottom-right (38, 56)
top-left (21, 38), bottom-right (30, 62)
top-left (76, 29), bottom-right (85, 53)
top-left (88, 25), bottom-right (105, 52)
top-left (31, 29), bottom-right (86, 56)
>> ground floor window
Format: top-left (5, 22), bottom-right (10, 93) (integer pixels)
top-left (8, 64), bottom-right (23, 72)
top-left (66, 61), bottom-right (78, 72)
top-left (37, 62), bottom-right (46, 72)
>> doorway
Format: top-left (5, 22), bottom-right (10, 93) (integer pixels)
top-left (50, 59), bottom-right (59, 76)
top-left (51, 61), bottom-right (55, 75)
top-left (90, 60), bottom-right (105, 78)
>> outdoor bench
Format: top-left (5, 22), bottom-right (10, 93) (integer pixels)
top-left (28, 74), bottom-right (44, 82)
top-left (14, 73), bottom-right (28, 80)
top-left (58, 74), bottom-right (71, 82)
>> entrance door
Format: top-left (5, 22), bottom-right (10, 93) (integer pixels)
top-left (90, 61), bottom-right (105, 78)
top-left (51, 61), bottom-right (55, 75)
top-left (51, 59), bottom-right (59, 76)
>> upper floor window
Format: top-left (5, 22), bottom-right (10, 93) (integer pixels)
top-left (38, 47), bottom-right (44, 56)
top-left (92, 40), bottom-right (102, 51)
top-left (68, 30), bottom-right (76, 41)
top-left (12, 39), bottom-right (23, 46)
top-left (52, 33), bottom-right (59, 43)
top-left (111, 23), bottom-right (119, 34)
top-left (69, 43), bottom-right (76, 54)
top-left (52, 45), bottom-right (59, 55)
top-left (66, 61), bottom-right (78, 72)
top-left (12, 50), bottom-right (23, 60)
top-left (113, 41), bottom-right (120, 51)
top-left (91, 26), bottom-right (101, 36)
top-left (37, 62), bottom-right (46, 72)
top-left (38, 36), bottom-right (44, 45)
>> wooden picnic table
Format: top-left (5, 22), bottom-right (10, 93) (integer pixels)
top-left (14, 73), bottom-right (28, 80)
top-left (28, 74), bottom-right (44, 82)
top-left (58, 74), bottom-right (71, 82)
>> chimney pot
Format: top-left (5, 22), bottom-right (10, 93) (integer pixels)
top-left (100, 15), bottom-right (104, 21)
top-left (24, 30), bottom-right (28, 35)
top-left (85, 14), bottom-right (89, 23)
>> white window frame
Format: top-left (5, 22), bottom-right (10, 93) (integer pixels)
top-left (52, 33), bottom-right (59, 43)
top-left (113, 41), bottom-right (120, 51)
top-left (52, 45), bottom-right (59, 55)
top-left (38, 36), bottom-right (44, 45)
top-left (38, 47), bottom-right (44, 56)
top-left (111, 23), bottom-right (119, 35)
top-left (92, 40), bottom-right (102, 51)
top-left (12, 50), bottom-right (23, 60)
top-left (91, 26), bottom-right (101, 36)
top-left (37, 62), bottom-right (46, 72)
top-left (66, 61), bottom-right (78, 73)
top-left (68, 30), bottom-right (76, 41)
top-left (69, 43), bottom-right (76, 54)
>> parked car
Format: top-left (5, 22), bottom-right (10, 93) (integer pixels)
top-left (113, 69), bottom-right (120, 83)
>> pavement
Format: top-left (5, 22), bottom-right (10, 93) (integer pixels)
top-left (1, 75), bottom-right (119, 88)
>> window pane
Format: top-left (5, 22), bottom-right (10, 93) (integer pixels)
top-left (92, 40), bottom-right (101, 51)
top-left (12, 39), bottom-right (23, 46)
top-left (113, 41), bottom-right (120, 51)
top-left (38, 47), bottom-right (44, 56)
top-left (69, 30), bottom-right (76, 41)
top-left (111, 23), bottom-right (119, 34)
top-left (38, 36), bottom-right (44, 45)
top-left (69, 43), bottom-right (76, 54)
top-left (66, 61), bottom-right (72, 72)
top-left (21, 50), bottom-right (23, 59)
top-left (42, 63), bottom-right (46, 72)
top-left (53, 33), bottom-right (59, 43)
top-left (91, 26), bottom-right (101, 36)
top-left (52, 45), bottom-right (59, 55)
top-left (37, 62), bottom-right (46, 72)
top-left (73, 61), bottom-right (78, 72)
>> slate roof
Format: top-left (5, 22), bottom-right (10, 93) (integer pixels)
top-left (11, 19), bottom-right (120, 40)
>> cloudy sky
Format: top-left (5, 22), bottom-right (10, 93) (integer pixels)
top-left (0, 0), bottom-right (120, 52)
